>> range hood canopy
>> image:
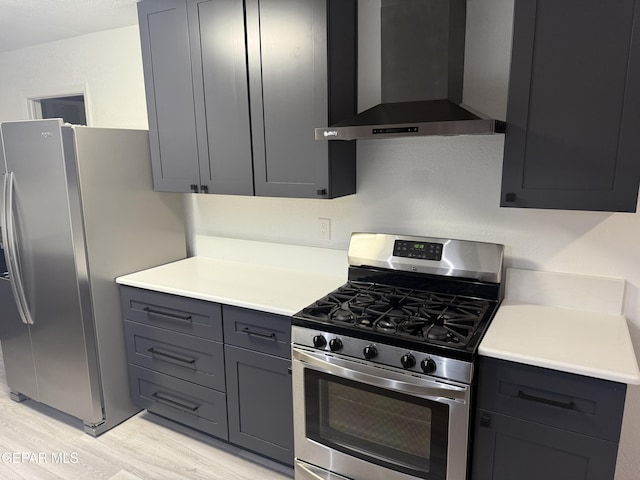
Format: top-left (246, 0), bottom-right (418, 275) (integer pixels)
top-left (316, 0), bottom-right (505, 141)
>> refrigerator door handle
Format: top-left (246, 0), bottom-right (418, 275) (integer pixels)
top-left (1, 172), bottom-right (34, 325)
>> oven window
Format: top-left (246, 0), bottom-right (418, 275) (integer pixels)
top-left (305, 369), bottom-right (449, 480)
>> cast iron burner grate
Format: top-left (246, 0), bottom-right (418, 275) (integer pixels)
top-left (300, 281), bottom-right (491, 349)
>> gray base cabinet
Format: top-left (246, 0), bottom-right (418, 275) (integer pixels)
top-left (473, 410), bottom-right (619, 480)
top-left (120, 286), bottom-right (228, 439)
top-left (225, 346), bottom-right (293, 465)
top-left (223, 306), bottom-right (294, 466)
top-left (120, 286), bottom-right (294, 466)
top-left (137, 0), bottom-right (357, 199)
top-left (501, 0), bottom-right (640, 212)
top-left (472, 357), bottom-right (627, 480)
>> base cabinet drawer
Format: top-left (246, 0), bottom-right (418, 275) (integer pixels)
top-left (120, 286), bottom-right (223, 340)
top-left (225, 345), bottom-right (293, 465)
top-left (124, 320), bottom-right (225, 391)
top-left (223, 305), bottom-right (291, 358)
top-left (477, 357), bottom-right (626, 441)
top-left (472, 410), bottom-right (618, 480)
top-left (129, 364), bottom-right (228, 440)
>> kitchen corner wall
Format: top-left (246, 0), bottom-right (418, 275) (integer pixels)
top-left (0, 4), bottom-right (639, 479)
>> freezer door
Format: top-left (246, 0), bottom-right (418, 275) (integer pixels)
top-left (1, 125), bottom-right (37, 399)
top-left (0, 119), bottom-right (103, 424)
top-left (0, 276), bottom-right (38, 399)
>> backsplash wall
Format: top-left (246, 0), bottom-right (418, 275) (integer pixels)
top-left (0, 5), bottom-right (639, 479)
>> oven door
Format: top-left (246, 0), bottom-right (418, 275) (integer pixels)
top-left (292, 346), bottom-right (471, 480)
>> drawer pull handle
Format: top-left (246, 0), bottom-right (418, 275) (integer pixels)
top-left (151, 392), bottom-right (200, 412)
top-left (518, 390), bottom-right (576, 410)
top-left (143, 307), bottom-right (193, 324)
top-left (480, 413), bottom-right (491, 428)
top-left (242, 327), bottom-right (277, 340)
top-left (147, 347), bottom-right (196, 365)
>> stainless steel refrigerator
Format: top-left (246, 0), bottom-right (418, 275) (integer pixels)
top-left (0, 119), bottom-right (186, 435)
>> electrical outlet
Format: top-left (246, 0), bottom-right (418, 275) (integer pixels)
top-left (318, 218), bottom-right (331, 240)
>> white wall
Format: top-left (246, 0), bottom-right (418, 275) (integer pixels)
top-left (1, 6), bottom-right (639, 479)
top-left (0, 25), bottom-right (148, 129)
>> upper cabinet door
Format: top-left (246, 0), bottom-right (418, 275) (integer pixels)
top-left (188, 0), bottom-right (255, 196)
top-left (138, 0), bottom-right (356, 198)
top-left (138, 0), bottom-right (201, 193)
top-left (247, 0), bottom-right (357, 199)
top-left (501, 0), bottom-right (640, 212)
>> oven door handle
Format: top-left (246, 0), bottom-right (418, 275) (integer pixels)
top-left (293, 348), bottom-right (468, 402)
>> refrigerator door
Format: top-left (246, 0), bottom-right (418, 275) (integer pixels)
top-left (1, 126), bottom-right (39, 401)
top-left (0, 119), bottom-right (103, 423)
top-left (0, 276), bottom-right (38, 400)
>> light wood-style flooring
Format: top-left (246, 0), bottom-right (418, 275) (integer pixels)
top-left (0, 347), bottom-right (293, 480)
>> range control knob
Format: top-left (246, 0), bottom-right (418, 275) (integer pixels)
top-left (363, 345), bottom-right (378, 360)
top-left (329, 338), bottom-right (343, 352)
top-left (400, 353), bottom-right (416, 369)
top-left (313, 335), bottom-right (327, 349)
top-left (420, 358), bottom-right (437, 374)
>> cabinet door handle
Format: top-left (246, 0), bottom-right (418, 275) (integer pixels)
top-left (242, 327), bottom-right (277, 340)
top-left (517, 390), bottom-right (576, 410)
top-left (143, 307), bottom-right (193, 324)
top-left (147, 347), bottom-right (196, 365)
top-left (479, 413), bottom-right (491, 428)
top-left (151, 392), bottom-right (200, 412)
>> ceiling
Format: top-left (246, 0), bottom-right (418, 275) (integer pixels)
top-left (0, 0), bottom-right (140, 53)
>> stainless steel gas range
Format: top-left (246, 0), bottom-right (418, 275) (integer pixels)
top-left (291, 233), bottom-right (505, 480)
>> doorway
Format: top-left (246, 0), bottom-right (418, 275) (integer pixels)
top-left (30, 95), bottom-right (87, 125)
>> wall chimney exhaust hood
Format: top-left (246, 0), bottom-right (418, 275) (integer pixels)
top-left (315, 0), bottom-right (505, 141)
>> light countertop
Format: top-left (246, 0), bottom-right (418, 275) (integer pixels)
top-left (480, 269), bottom-right (640, 385)
top-left (117, 240), bottom-right (640, 385)
top-left (116, 236), bottom-right (347, 317)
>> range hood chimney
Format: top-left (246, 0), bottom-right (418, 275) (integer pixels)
top-left (316, 0), bottom-right (505, 141)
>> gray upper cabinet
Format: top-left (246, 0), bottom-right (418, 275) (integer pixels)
top-left (188, 0), bottom-right (254, 195)
top-left (245, 0), bottom-right (356, 198)
top-left (138, 0), bottom-right (357, 199)
top-left (501, 0), bottom-right (640, 212)
top-left (137, 0), bottom-right (201, 193)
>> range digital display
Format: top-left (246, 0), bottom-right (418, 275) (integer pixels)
top-left (393, 240), bottom-right (443, 261)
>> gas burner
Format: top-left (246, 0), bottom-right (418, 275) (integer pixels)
top-left (355, 316), bottom-right (375, 328)
top-left (397, 319), bottom-right (427, 336)
top-left (301, 305), bottom-right (331, 321)
top-left (426, 325), bottom-right (454, 341)
top-left (351, 293), bottom-right (378, 307)
top-left (331, 307), bottom-right (355, 323)
top-left (375, 318), bottom-right (397, 333)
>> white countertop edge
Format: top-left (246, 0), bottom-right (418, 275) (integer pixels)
top-left (478, 348), bottom-right (640, 385)
top-left (480, 303), bottom-right (640, 385)
top-left (115, 278), bottom-right (298, 317)
top-left (116, 255), bottom-right (347, 317)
